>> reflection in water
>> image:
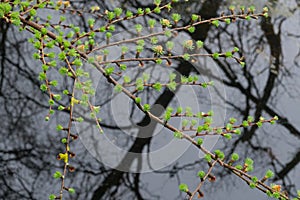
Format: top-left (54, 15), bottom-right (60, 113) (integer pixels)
top-left (0, 0), bottom-right (299, 199)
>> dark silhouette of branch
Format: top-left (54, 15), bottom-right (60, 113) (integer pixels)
top-left (91, 1), bottom-right (222, 199)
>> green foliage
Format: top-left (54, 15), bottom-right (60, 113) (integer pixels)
top-left (196, 40), bottom-right (204, 48)
top-left (137, 8), bottom-right (144, 15)
top-left (176, 106), bottom-right (182, 114)
top-left (256, 121), bottom-right (263, 128)
top-left (245, 158), bottom-right (254, 166)
top-left (135, 97), bottom-right (141, 104)
top-left (224, 133), bottom-right (232, 140)
top-left (49, 194), bottom-right (56, 200)
top-left (235, 164), bottom-right (243, 170)
top-left (197, 138), bottom-right (203, 145)
top-left (214, 150), bottom-right (225, 160)
top-left (265, 169), bottom-right (274, 178)
top-left (172, 13), bottom-right (181, 23)
top-left (153, 0), bottom-right (161, 6)
top-left (166, 41), bottom-right (174, 51)
top-left (251, 176), bottom-right (258, 183)
top-left (188, 26), bottom-right (195, 33)
top-left (61, 138), bottom-right (67, 144)
top-left (224, 18), bottom-right (231, 24)
top-left (181, 119), bottom-right (189, 128)
top-left (185, 107), bottom-right (193, 117)
top-left (148, 19), bottom-right (156, 28)
top-left (164, 107), bottom-right (173, 121)
top-left (143, 104), bottom-right (151, 112)
top-left (174, 131), bottom-right (183, 139)
top-left (179, 183), bottom-right (189, 192)
top-left (135, 24), bottom-right (143, 33)
top-left (153, 82), bottom-right (162, 91)
top-left (197, 170), bottom-right (206, 179)
top-left (114, 8), bottom-right (122, 17)
top-left (2, 2), bottom-right (288, 199)
top-left (105, 66), bottom-right (115, 76)
top-left (197, 125), bottom-right (203, 133)
top-left (231, 153), bottom-right (239, 161)
top-left (56, 124), bottom-right (64, 131)
top-left (167, 81), bottom-right (176, 91)
top-left (233, 128), bottom-right (241, 135)
top-left (0, 3), bottom-right (12, 17)
top-left (53, 171), bottom-right (62, 179)
top-left (68, 188), bottom-right (75, 194)
top-left (249, 182), bottom-right (256, 189)
top-left (153, 7), bottom-right (161, 14)
top-left (233, 47), bottom-right (239, 52)
top-left (211, 20), bottom-right (219, 27)
top-left (225, 51), bottom-right (233, 58)
top-left (136, 78), bottom-right (144, 91)
top-left (182, 53), bottom-right (190, 61)
top-left (123, 76), bottom-right (131, 83)
top-left (204, 154), bottom-right (212, 162)
top-left (242, 120), bottom-right (249, 127)
top-left (212, 52), bottom-right (220, 59)
top-left (107, 11), bottom-right (115, 21)
top-left (125, 10), bottom-right (133, 18)
top-left (114, 84), bottom-right (123, 93)
top-left (191, 14), bottom-right (199, 21)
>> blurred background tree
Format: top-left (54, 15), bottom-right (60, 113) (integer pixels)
top-left (0, 0), bottom-right (299, 199)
